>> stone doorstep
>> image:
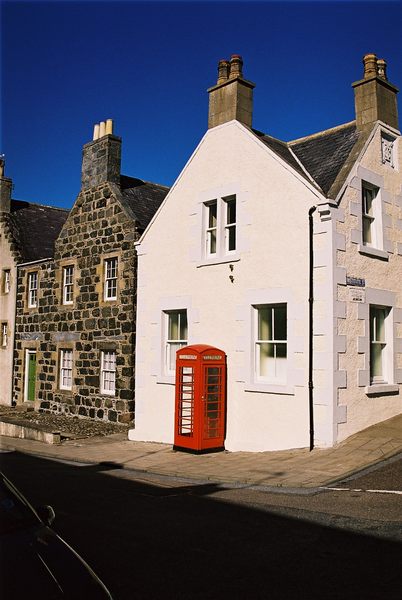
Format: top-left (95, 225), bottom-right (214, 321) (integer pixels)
top-left (0, 416), bottom-right (62, 445)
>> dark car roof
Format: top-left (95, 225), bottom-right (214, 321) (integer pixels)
top-left (8, 200), bottom-right (69, 263)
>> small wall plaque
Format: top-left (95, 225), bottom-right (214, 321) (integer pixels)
top-left (349, 288), bottom-right (365, 303)
top-left (346, 276), bottom-right (365, 288)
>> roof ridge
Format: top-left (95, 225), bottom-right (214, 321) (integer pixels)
top-left (120, 174), bottom-right (170, 190)
top-left (11, 199), bottom-right (69, 212)
top-left (288, 120), bottom-right (356, 145)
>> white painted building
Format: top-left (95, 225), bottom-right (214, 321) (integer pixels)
top-left (130, 54), bottom-right (402, 452)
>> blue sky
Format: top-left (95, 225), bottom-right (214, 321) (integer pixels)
top-left (2, 0), bottom-right (401, 208)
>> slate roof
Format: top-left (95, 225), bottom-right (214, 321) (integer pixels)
top-left (289, 122), bottom-right (360, 195)
top-left (119, 175), bottom-right (169, 231)
top-left (251, 121), bottom-right (361, 196)
top-left (8, 200), bottom-right (69, 263)
top-left (252, 129), bottom-right (310, 182)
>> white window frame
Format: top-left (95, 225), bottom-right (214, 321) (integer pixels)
top-left (202, 194), bottom-right (237, 262)
top-left (59, 349), bottom-right (73, 391)
top-left (104, 258), bottom-right (118, 301)
top-left (28, 272), bottom-right (38, 308)
top-left (3, 270), bottom-right (10, 294)
top-left (369, 305), bottom-right (392, 386)
top-left (164, 310), bottom-right (188, 376)
top-left (101, 350), bottom-right (116, 396)
top-left (1, 323), bottom-right (7, 347)
top-left (254, 304), bottom-right (287, 385)
top-left (362, 182), bottom-right (381, 248)
top-left (62, 265), bottom-right (74, 305)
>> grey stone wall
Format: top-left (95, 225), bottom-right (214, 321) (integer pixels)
top-left (13, 182), bottom-right (138, 424)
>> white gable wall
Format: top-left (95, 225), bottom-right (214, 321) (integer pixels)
top-left (131, 122), bottom-right (327, 451)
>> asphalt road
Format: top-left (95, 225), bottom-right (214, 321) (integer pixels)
top-left (1, 450), bottom-right (401, 600)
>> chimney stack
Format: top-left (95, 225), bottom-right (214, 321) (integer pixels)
top-left (0, 156), bottom-right (12, 213)
top-left (208, 55), bottom-right (255, 129)
top-left (81, 119), bottom-right (121, 190)
top-left (352, 53), bottom-right (399, 130)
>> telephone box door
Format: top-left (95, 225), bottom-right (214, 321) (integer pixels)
top-left (174, 345), bottom-right (226, 453)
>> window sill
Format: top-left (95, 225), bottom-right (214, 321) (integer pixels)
top-left (365, 383), bottom-right (399, 396)
top-left (197, 255), bottom-right (240, 268)
top-left (245, 383), bottom-right (295, 396)
top-left (358, 245), bottom-right (389, 260)
top-left (157, 375), bottom-right (175, 385)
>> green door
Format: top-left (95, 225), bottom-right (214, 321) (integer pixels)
top-left (27, 352), bottom-right (36, 401)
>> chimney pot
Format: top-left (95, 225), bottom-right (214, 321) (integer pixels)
top-left (93, 123), bottom-right (100, 140)
top-left (217, 59), bottom-right (230, 84)
top-left (229, 54), bottom-right (243, 79)
top-left (363, 53), bottom-right (377, 79)
top-left (376, 58), bottom-right (387, 80)
top-left (99, 121), bottom-right (106, 137)
top-left (105, 119), bottom-right (113, 135)
top-left (0, 157), bottom-right (12, 213)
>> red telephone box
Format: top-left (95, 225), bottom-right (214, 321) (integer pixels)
top-left (174, 345), bottom-right (226, 453)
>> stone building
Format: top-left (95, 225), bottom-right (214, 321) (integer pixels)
top-left (130, 53), bottom-right (402, 452)
top-left (0, 158), bottom-right (68, 406)
top-left (10, 121), bottom-right (168, 424)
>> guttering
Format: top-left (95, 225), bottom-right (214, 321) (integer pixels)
top-left (17, 257), bottom-right (52, 267)
top-left (308, 205), bottom-right (317, 451)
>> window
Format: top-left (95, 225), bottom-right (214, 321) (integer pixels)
top-left (60, 349), bottom-right (73, 390)
top-left (1, 323), bottom-right (7, 347)
top-left (225, 196), bottom-right (236, 253)
top-left (62, 265), bottom-right (74, 304)
top-left (370, 306), bottom-right (390, 384)
top-left (203, 195), bottom-right (236, 259)
top-left (28, 272), bottom-right (38, 308)
top-left (104, 258), bottom-right (117, 301)
top-left (206, 201), bottom-right (217, 256)
top-left (101, 350), bottom-right (116, 395)
top-left (3, 270), bottom-right (10, 294)
top-left (165, 310), bottom-right (188, 375)
top-left (254, 304), bottom-right (287, 383)
top-left (362, 182), bottom-right (383, 249)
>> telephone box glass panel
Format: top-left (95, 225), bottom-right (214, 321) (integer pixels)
top-left (178, 366), bottom-right (194, 437)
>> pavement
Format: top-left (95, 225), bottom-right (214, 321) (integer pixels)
top-left (1, 414), bottom-right (402, 490)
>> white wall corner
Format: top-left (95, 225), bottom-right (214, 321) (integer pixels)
top-left (314, 352), bottom-right (333, 370)
top-left (313, 249), bottom-right (329, 268)
top-left (334, 370), bottom-right (347, 389)
top-left (336, 404), bottom-right (347, 424)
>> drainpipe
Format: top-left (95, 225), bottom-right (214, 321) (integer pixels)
top-left (308, 206), bottom-right (317, 451)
